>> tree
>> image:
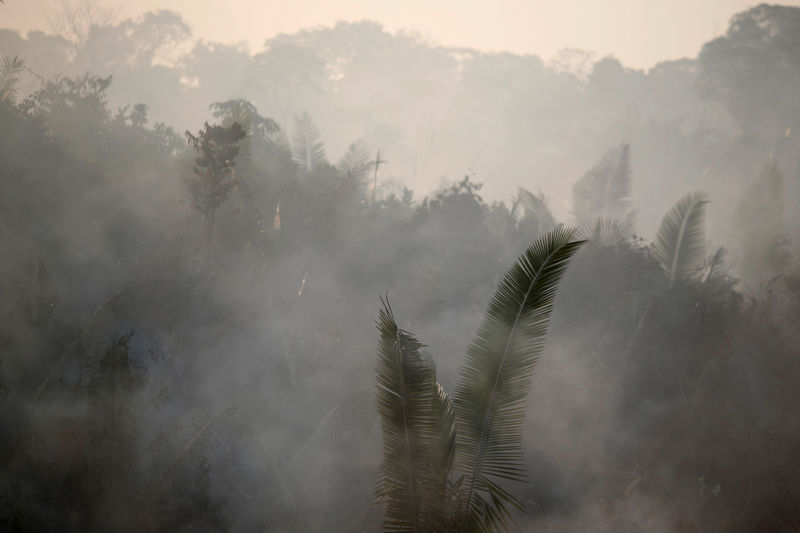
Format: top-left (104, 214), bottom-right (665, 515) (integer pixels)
top-left (375, 227), bottom-right (585, 531)
top-left (47, 0), bottom-right (115, 53)
top-left (698, 5), bottom-right (800, 135)
top-left (184, 122), bottom-right (246, 258)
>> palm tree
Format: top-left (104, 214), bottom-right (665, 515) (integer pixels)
top-left (375, 227), bottom-right (584, 532)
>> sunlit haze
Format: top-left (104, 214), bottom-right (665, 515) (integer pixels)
top-left (4, 0), bottom-right (797, 69)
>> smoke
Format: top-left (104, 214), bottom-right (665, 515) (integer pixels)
top-left (1, 3), bottom-right (799, 532)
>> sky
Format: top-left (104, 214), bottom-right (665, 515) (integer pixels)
top-left (2, 0), bottom-right (799, 69)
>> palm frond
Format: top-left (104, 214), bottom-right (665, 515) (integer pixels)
top-left (453, 227), bottom-right (585, 531)
top-left (0, 55), bottom-right (25, 103)
top-left (376, 298), bottom-right (453, 532)
top-left (515, 187), bottom-right (556, 236)
top-left (577, 211), bottom-right (635, 247)
top-left (701, 247), bottom-right (727, 284)
top-left (291, 111), bottom-right (326, 175)
top-left (338, 140), bottom-right (373, 181)
top-left (572, 143), bottom-right (631, 221)
top-left (653, 192), bottom-right (708, 284)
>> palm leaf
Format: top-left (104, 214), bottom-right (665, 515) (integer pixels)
top-left (572, 143), bottom-right (631, 221)
top-left (0, 55), bottom-right (25, 103)
top-left (577, 211), bottom-right (636, 247)
top-left (291, 111), bottom-right (326, 175)
top-left (453, 227), bottom-right (585, 531)
top-left (515, 187), bottom-right (556, 236)
top-left (338, 140), bottom-right (373, 181)
top-left (653, 192), bottom-right (708, 284)
top-left (376, 298), bottom-right (454, 532)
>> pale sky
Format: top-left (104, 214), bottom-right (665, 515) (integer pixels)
top-left (2, 0), bottom-right (797, 69)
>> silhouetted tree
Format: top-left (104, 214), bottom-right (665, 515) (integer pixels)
top-left (184, 121), bottom-right (245, 259)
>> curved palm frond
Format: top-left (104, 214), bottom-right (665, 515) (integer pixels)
top-left (572, 143), bottom-right (631, 221)
top-left (515, 187), bottom-right (556, 235)
top-left (653, 192), bottom-right (709, 284)
top-left (291, 111), bottom-right (326, 175)
top-left (376, 299), bottom-right (454, 532)
top-left (453, 227), bottom-right (585, 531)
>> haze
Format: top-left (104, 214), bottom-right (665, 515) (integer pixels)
top-left (1, 1), bottom-right (799, 532)
top-left (5, 0), bottom-right (798, 69)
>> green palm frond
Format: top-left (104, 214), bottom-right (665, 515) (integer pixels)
top-left (653, 192), bottom-right (709, 284)
top-left (572, 143), bottom-right (631, 221)
top-left (453, 227), bottom-right (585, 531)
top-left (291, 111), bottom-right (326, 175)
top-left (376, 298), bottom-right (454, 532)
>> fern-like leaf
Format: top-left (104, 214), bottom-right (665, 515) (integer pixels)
top-left (338, 140), bottom-right (373, 181)
top-left (653, 192), bottom-right (709, 284)
top-left (453, 227), bottom-right (585, 531)
top-left (376, 299), bottom-right (453, 532)
top-left (291, 111), bottom-right (326, 175)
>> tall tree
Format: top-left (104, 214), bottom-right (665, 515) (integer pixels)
top-left (185, 122), bottom-right (246, 258)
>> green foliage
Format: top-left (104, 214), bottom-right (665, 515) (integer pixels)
top-left (185, 121), bottom-right (246, 249)
top-left (453, 227), bottom-right (584, 531)
top-left (376, 300), bottom-right (455, 531)
top-left (653, 192), bottom-right (709, 284)
top-left (375, 228), bottom-right (585, 532)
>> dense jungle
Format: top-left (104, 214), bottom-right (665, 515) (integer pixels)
top-left (1, 1), bottom-right (799, 531)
